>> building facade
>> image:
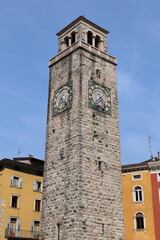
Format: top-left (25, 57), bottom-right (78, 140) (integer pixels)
top-left (41, 16), bottom-right (124, 240)
top-left (149, 159), bottom-right (160, 240)
top-left (0, 156), bottom-right (43, 240)
top-left (122, 157), bottom-right (160, 240)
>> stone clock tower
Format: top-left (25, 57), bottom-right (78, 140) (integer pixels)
top-left (41, 16), bottom-right (124, 240)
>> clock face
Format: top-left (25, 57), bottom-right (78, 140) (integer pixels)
top-left (56, 89), bottom-right (69, 109)
top-left (92, 89), bottom-right (106, 108)
top-left (88, 80), bottom-right (111, 115)
top-left (53, 82), bottom-right (72, 116)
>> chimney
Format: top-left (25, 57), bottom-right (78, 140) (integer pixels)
top-left (158, 152), bottom-right (160, 159)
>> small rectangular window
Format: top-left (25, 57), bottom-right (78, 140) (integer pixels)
top-left (132, 174), bottom-right (142, 180)
top-left (11, 195), bottom-right (19, 208)
top-left (34, 199), bottom-right (41, 212)
top-left (96, 69), bottom-right (101, 78)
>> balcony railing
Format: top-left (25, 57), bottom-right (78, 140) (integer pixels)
top-left (5, 228), bottom-right (39, 239)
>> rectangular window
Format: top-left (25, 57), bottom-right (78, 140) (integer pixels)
top-left (132, 174), bottom-right (142, 180)
top-left (33, 181), bottom-right (42, 192)
top-left (11, 195), bottom-right (19, 208)
top-left (157, 173), bottom-right (160, 182)
top-left (13, 177), bottom-right (19, 188)
top-left (34, 199), bottom-right (41, 212)
top-left (10, 175), bottom-right (22, 188)
top-left (11, 218), bottom-right (17, 229)
top-left (10, 218), bottom-right (17, 237)
top-left (31, 220), bottom-right (40, 239)
top-left (7, 217), bottom-right (21, 237)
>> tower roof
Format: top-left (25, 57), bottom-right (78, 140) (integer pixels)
top-left (56, 16), bottom-right (109, 36)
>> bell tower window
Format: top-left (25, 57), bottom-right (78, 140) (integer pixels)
top-left (87, 31), bottom-right (93, 45)
top-left (71, 31), bottom-right (76, 44)
top-left (95, 35), bottom-right (100, 48)
top-left (64, 36), bottom-right (69, 47)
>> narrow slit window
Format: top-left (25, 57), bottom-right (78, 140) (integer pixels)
top-left (57, 223), bottom-right (60, 240)
top-left (98, 161), bottom-right (102, 170)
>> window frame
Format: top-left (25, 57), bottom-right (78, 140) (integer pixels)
top-left (7, 217), bottom-right (21, 237)
top-left (132, 174), bottom-right (142, 181)
top-left (34, 199), bottom-right (42, 212)
top-left (10, 194), bottom-right (19, 209)
top-left (10, 175), bottom-right (22, 189)
top-left (133, 185), bottom-right (144, 203)
top-left (31, 220), bottom-right (40, 238)
top-left (33, 180), bottom-right (43, 192)
top-left (134, 212), bottom-right (146, 232)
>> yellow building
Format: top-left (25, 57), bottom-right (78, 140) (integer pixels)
top-left (0, 156), bottom-right (43, 240)
top-left (122, 161), bottom-right (155, 240)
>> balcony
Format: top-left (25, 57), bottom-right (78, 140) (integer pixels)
top-left (5, 229), bottom-right (39, 239)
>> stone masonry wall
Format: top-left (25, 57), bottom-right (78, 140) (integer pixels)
top-left (41, 46), bottom-right (124, 240)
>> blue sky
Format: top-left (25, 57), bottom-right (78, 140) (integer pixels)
top-left (0, 0), bottom-right (160, 164)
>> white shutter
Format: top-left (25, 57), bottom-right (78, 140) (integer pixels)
top-left (33, 181), bottom-right (37, 191)
top-left (19, 177), bottom-right (22, 188)
top-left (10, 176), bottom-right (13, 187)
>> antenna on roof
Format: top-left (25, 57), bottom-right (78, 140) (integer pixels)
top-left (16, 148), bottom-right (21, 156)
top-left (148, 137), bottom-right (153, 159)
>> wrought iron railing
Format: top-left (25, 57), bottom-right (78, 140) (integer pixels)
top-left (5, 228), bottom-right (39, 239)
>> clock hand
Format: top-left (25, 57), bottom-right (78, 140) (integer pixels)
top-left (59, 94), bottom-right (67, 105)
top-left (96, 95), bottom-right (104, 104)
